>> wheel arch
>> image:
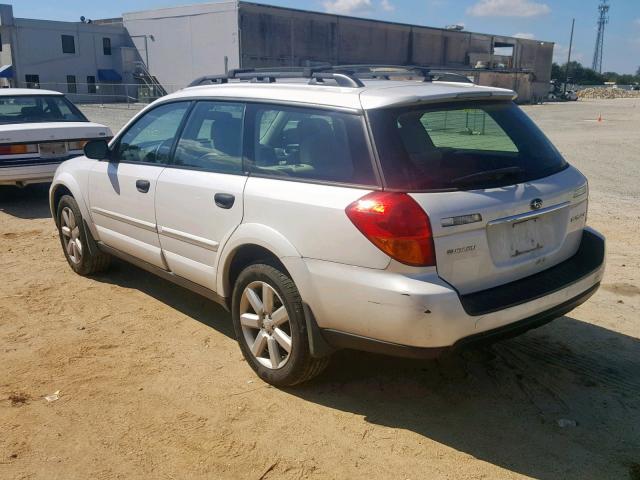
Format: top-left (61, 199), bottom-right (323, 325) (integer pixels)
top-left (217, 223), bottom-right (302, 298)
top-left (49, 174), bottom-right (95, 236)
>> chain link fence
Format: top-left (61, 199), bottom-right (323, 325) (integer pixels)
top-left (15, 81), bottom-right (187, 109)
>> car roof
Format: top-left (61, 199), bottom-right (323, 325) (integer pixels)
top-left (0, 88), bottom-right (63, 96)
top-left (167, 80), bottom-right (516, 111)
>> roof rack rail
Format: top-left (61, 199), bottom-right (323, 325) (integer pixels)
top-left (188, 64), bottom-right (476, 89)
top-left (188, 66), bottom-right (365, 88)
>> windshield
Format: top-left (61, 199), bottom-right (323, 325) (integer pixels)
top-left (0, 95), bottom-right (87, 125)
top-left (368, 101), bottom-right (568, 191)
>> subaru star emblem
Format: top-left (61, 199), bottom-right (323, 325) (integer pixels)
top-left (530, 198), bottom-right (543, 210)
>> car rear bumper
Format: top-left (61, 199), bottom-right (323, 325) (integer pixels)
top-left (0, 161), bottom-right (67, 185)
top-left (290, 227), bottom-right (605, 356)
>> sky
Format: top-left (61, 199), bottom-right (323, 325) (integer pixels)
top-left (9, 0), bottom-right (640, 74)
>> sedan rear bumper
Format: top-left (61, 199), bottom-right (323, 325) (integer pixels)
top-left (0, 160), bottom-right (70, 186)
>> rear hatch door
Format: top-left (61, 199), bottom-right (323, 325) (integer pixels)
top-left (410, 167), bottom-right (588, 294)
top-left (367, 99), bottom-right (589, 294)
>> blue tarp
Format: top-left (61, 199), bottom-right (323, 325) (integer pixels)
top-left (97, 69), bottom-right (122, 82)
top-left (0, 65), bottom-right (14, 79)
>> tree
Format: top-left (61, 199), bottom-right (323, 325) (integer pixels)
top-left (555, 61), bottom-right (640, 85)
top-left (552, 61), bottom-right (605, 85)
top-left (618, 74), bottom-right (635, 85)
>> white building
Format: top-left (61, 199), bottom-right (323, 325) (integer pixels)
top-left (0, 4), bottom-right (136, 102)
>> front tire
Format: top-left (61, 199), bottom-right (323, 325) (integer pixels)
top-left (232, 263), bottom-right (329, 386)
top-left (56, 195), bottom-right (110, 276)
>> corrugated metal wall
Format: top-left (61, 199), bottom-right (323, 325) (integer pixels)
top-left (238, 2), bottom-right (554, 101)
top-left (239, 3), bottom-right (551, 70)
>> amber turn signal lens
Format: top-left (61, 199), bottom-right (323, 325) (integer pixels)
top-left (67, 140), bottom-right (89, 151)
top-left (0, 143), bottom-right (38, 155)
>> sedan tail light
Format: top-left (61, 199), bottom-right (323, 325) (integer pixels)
top-left (0, 144), bottom-right (38, 155)
top-left (68, 140), bottom-right (89, 151)
top-left (345, 192), bottom-right (436, 267)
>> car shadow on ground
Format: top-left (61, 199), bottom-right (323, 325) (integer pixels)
top-left (0, 184), bottom-right (52, 219)
top-left (287, 317), bottom-right (640, 480)
top-left (92, 258), bottom-right (235, 340)
top-left (89, 259), bottom-right (639, 479)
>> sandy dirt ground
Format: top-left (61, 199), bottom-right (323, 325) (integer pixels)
top-left (1, 99), bottom-right (639, 480)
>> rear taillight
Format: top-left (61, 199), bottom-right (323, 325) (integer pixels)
top-left (0, 144), bottom-right (38, 155)
top-left (345, 192), bottom-right (436, 267)
top-left (68, 140), bottom-right (89, 151)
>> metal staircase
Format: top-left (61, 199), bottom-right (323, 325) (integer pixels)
top-left (133, 61), bottom-right (167, 102)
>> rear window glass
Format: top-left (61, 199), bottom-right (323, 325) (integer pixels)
top-left (0, 95), bottom-right (86, 125)
top-left (419, 109), bottom-right (518, 152)
top-left (250, 105), bottom-right (377, 186)
top-left (368, 101), bottom-right (567, 191)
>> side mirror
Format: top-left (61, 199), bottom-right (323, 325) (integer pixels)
top-left (84, 139), bottom-right (110, 160)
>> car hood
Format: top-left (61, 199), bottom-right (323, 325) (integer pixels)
top-left (0, 122), bottom-right (112, 143)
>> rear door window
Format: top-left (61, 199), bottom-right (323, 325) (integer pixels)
top-left (249, 104), bottom-right (377, 186)
top-left (368, 101), bottom-right (567, 191)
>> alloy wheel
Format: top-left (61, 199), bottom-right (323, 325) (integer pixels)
top-left (239, 281), bottom-right (292, 369)
top-left (60, 206), bottom-right (82, 265)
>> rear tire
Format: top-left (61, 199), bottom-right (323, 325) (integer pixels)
top-left (56, 195), bottom-right (110, 276)
top-left (232, 263), bottom-right (329, 386)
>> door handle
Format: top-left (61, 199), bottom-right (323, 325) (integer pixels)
top-left (214, 193), bottom-right (235, 209)
top-left (136, 179), bottom-right (151, 193)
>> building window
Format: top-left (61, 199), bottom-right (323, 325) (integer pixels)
top-left (67, 75), bottom-right (77, 94)
top-left (0, 34), bottom-right (3, 52)
top-left (103, 37), bottom-right (112, 55)
top-left (61, 35), bottom-right (75, 54)
top-left (25, 74), bottom-right (40, 89)
top-left (87, 76), bottom-right (96, 94)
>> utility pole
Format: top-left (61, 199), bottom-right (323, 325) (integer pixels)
top-left (564, 18), bottom-right (575, 95)
top-left (591, 0), bottom-right (610, 73)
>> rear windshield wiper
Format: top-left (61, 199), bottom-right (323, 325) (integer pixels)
top-left (449, 166), bottom-right (525, 187)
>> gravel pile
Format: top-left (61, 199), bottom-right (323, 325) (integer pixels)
top-left (577, 88), bottom-right (640, 99)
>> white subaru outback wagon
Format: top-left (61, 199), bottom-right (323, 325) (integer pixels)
top-left (49, 66), bottom-right (605, 386)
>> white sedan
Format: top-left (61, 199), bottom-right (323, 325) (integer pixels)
top-left (0, 89), bottom-right (112, 186)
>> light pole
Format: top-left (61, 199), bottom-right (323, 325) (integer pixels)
top-left (131, 34), bottom-right (155, 70)
top-left (564, 18), bottom-right (575, 95)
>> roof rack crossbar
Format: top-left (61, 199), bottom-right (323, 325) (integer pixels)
top-left (310, 71), bottom-right (365, 88)
top-left (335, 64), bottom-right (433, 80)
top-left (188, 75), bottom-right (229, 87)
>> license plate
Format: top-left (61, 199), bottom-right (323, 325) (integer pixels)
top-left (510, 218), bottom-right (543, 257)
top-left (39, 142), bottom-right (67, 158)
